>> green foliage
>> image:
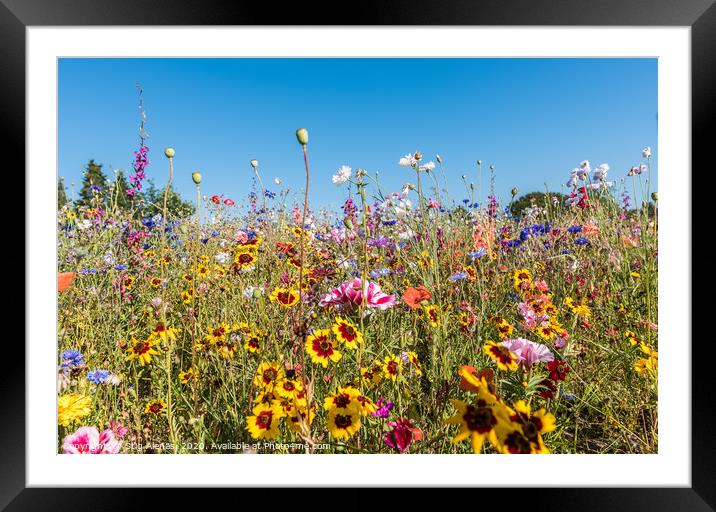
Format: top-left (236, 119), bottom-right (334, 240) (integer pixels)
top-left (510, 191), bottom-right (570, 217)
top-left (136, 179), bottom-right (195, 219)
top-left (57, 177), bottom-right (68, 209)
top-left (77, 159), bottom-right (108, 207)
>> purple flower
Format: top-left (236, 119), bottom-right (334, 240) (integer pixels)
top-left (371, 398), bottom-right (395, 419)
top-left (368, 236), bottom-right (391, 249)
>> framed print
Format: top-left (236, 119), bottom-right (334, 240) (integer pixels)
top-left (4, 0), bottom-right (710, 509)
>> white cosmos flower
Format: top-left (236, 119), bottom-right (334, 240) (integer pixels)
top-left (399, 154), bottom-right (417, 167)
top-left (274, 177), bottom-right (281, 185)
top-left (419, 161), bottom-right (436, 172)
top-left (331, 165), bottom-right (352, 186)
top-left (215, 252), bottom-right (230, 264)
top-left (642, 146), bottom-right (652, 158)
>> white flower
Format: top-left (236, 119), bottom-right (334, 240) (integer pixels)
top-left (103, 252), bottom-right (115, 265)
top-left (77, 219), bottom-right (92, 230)
top-left (274, 177), bottom-right (281, 185)
top-left (331, 165), bottom-right (352, 186)
top-left (642, 146), bottom-right (652, 158)
top-left (243, 286), bottom-right (264, 299)
top-left (579, 160), bottom-right (591, 173)
top-left (215, 252), bottom-right (230, 264)
top-left (399, 154), bottom-right (417, 167)
top-left (419, 161), bottom-right (436, 172)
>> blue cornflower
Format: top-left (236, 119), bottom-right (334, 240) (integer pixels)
top-left (505, 239), bottom-right (521, 248)
top-left (368, 236), bottom-right (391, 249)
top-left (264, 190), bottom-right (276, 199)
top-left (201, 238), bottom-right (209, 244)
top-left (467, 248), bottom-right (487, 260)
top-left (86, 369), bottom-right (111, 384)
top-left (462, 199), bottom-right (470, 204)
top-left (567, 225), bottom-right (582, 234)
top-left (370, 268), bottom-right (391, 279)
top-left (114, 264), bottom-right (129, 271)
top-left (79, 268), bottom-right (98, 275)
top-left (210, 231), bottom-right (220, 237)
top-left (449, 272), bottom-right (468, 282)
top-left (561, 249), bottom-right (571, 255)
top-left (382, 219), bottom-right (397, 226)
top-left (61, 349), bottom-right (84, 369)
top-left (89, 185), bottom-right (102, 193)
top-left (574, 237), bottom-right (590, 246)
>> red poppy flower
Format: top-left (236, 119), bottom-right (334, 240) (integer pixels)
top-left (224, 198), bottom-right (235, 206)
top-left (402, 285), bottom-right (431, 310)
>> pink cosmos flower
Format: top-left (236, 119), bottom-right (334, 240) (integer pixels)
top-left (234, 231), bottom-right (248, 243)
top-left (319, 278), bottom-right (396, 311)
top-left (108, 420), bottom-right (128, 439)
top-left (534, 280), bottom-right (550, 293)
top-left (501, 338), bottom-right (554, 367)
top-left (61, 426), bottom-right (122, 454)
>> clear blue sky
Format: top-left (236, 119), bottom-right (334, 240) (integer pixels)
top-left (58, 58), bottom-right (657, 212)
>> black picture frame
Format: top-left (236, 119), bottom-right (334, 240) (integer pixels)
top-left (4, 0), bottom-right (707, 510)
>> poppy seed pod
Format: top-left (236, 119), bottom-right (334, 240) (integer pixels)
top-left (164, 147), bottom-right (175, 158)
top-left (296, 128), bottom-right (309, 145)
top-left (191, 171), bottom-right (202, 185)
top-left (250, 159), bottom-right (259, 169)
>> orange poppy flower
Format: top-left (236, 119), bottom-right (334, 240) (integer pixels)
top-left (402, 285), bottom-right (432, 310)
top-left (58, 272), bottom-right (76, 293)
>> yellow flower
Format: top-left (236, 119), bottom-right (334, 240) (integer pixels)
top-left (246, 403), bottom-right (283, 440)
top-left (445, 398), bottom-right (505, 454)
top-left (152, 322), bottom-right (180, 343)
top-left (383, 354), bottom-right (403, 381)
top-left (513, 268), bottom-right (533, 293)
top-left (306, 329), bottom-right (342, 367)
top-left (483, 340), bottom-right (519, 371)
top-left (500, 400), bottom-right (555, 454)
top-left (269, 287), bottom-right (300, 308)
top-left (418, 251), bottom-right (434, 269)
top-left (323, 386), bottom-right (361, 413)
top-left (332, 317), bottom-right (363, 349)
top-left (424, 304), bottom-right (440, 327)
top-left (179, 368), bottom-right (198, 384)
top-left (565, 297), bottom-right (591, 318)
top-left (58, 394), bottom-right (91, 426)
top-left (326, 408), bottom-right (361, 440)
top-left (126, 336), bottom-right (160, 365)
top-left (145, 399), bottom-right (167, 415)
top-left (361, 361), bottom-right (384, 387)
top-left (253, 361), bottom-right (285, 389)
top-left (406, 351), bottom-right (423, 376)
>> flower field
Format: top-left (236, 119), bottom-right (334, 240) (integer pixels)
top-left (57, 128), bottom-right (657, 454)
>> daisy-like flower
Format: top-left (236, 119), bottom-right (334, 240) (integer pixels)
top-left (275, 378), bottom-right (304, 400)
top-left (483, 340), bottom-right (519, 371)
top-left (424, 304), bottom-right (440, 327)
top-left (332, 165), bottom-right (352, 186)
top-left (58, 394), bottom-right (91, 427)
top-left (144, 399), bottom-right (167, 415)
top-left (195, 264), bottom-right (211, 279)
top-left (361, 361), bottom-right (384, 387)
top-left (513, 268), bottom-right (533, 293)
top-left (233, 252), bottom-right (257, 269)
top-left (323, 386), bottom-right (361, 413)
top-left (418, 251), bottom-right (433, 270)
top-left (246, 403), bottom-right (283, 440)
top-left (306, 329), bottom-right (342, 367)
top-left (204, 322), bottom-right (232, 344)
top-left (494, 317), bottom-right (514, 339)
top-left (504, 400), bottom-right (556, 453)
top-left (126, 336), bottom-right (160, 365)
top-left (149, 277), bottom-right (163, 288)
top-left (405, 351), bottom-right (422, 376)
top-left (253, 361), bottom-right (285, 389)
top-left (464, 265), bottom-right (477, 282)
top-left (151, 322), bottom-right (180, 343)
top-left (331, 317), bottom-right (363, 349)
top-left (269, 287), bottom-right (300, 308)
top-left (243, 330), bottom-right (264, 353)
top-left (179, 368), bottom-right (198, 384)
top-left (565, 297), bottom-right (591, 318)
top-left (181, 288), bottom-right (193, 304)
top-left (445, 396), bottom-right (506, 454)
top-left (383, 354), bottom-right (403, 381)
top-left (327, 408), bottom-right (361, 440)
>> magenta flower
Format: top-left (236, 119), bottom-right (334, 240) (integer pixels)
top-left (383, 418), bottom-right (416, 453)
top-left (500, 338), bottom-right (554, 367)
top-left (371, 398), bottom-right (395, 419)
top-left (319, 278), bottom-right (396, 311)
top-left (61, 426), bottom-right (122, 454)
top-left (108, 420), bottom-right (128, 439)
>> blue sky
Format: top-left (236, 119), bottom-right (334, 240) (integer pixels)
top-left (58, 58), bottom-right (657, 212)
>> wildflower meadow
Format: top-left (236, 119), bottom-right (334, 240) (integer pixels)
top-left (57, 89), bottom-right (658, 455)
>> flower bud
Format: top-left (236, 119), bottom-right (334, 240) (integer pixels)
top-left (476, 160), bottom-right (482, 166)
top-left (511, 187), bottom-right (519, 197)
top-left (470, 183), bottom-right (475, 191)
top-left (489, 165), bottom-right (495, 170)
top-left (250, 159), bottom-right (259, 169)
top-left (414, 151), bottom-right (423, 161)
top-left (436, 154), bottom-right (442, 164)
top-left (651, 192), bottom-right (658, 202)
top-left (343, 217), bottom-right (354, 230)
top-left (192, 171), bottom-right (202, 185)
top-left (296, 128), bottom-right (309, 145)
top-left (164, 147), bottom-right (175, 158)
